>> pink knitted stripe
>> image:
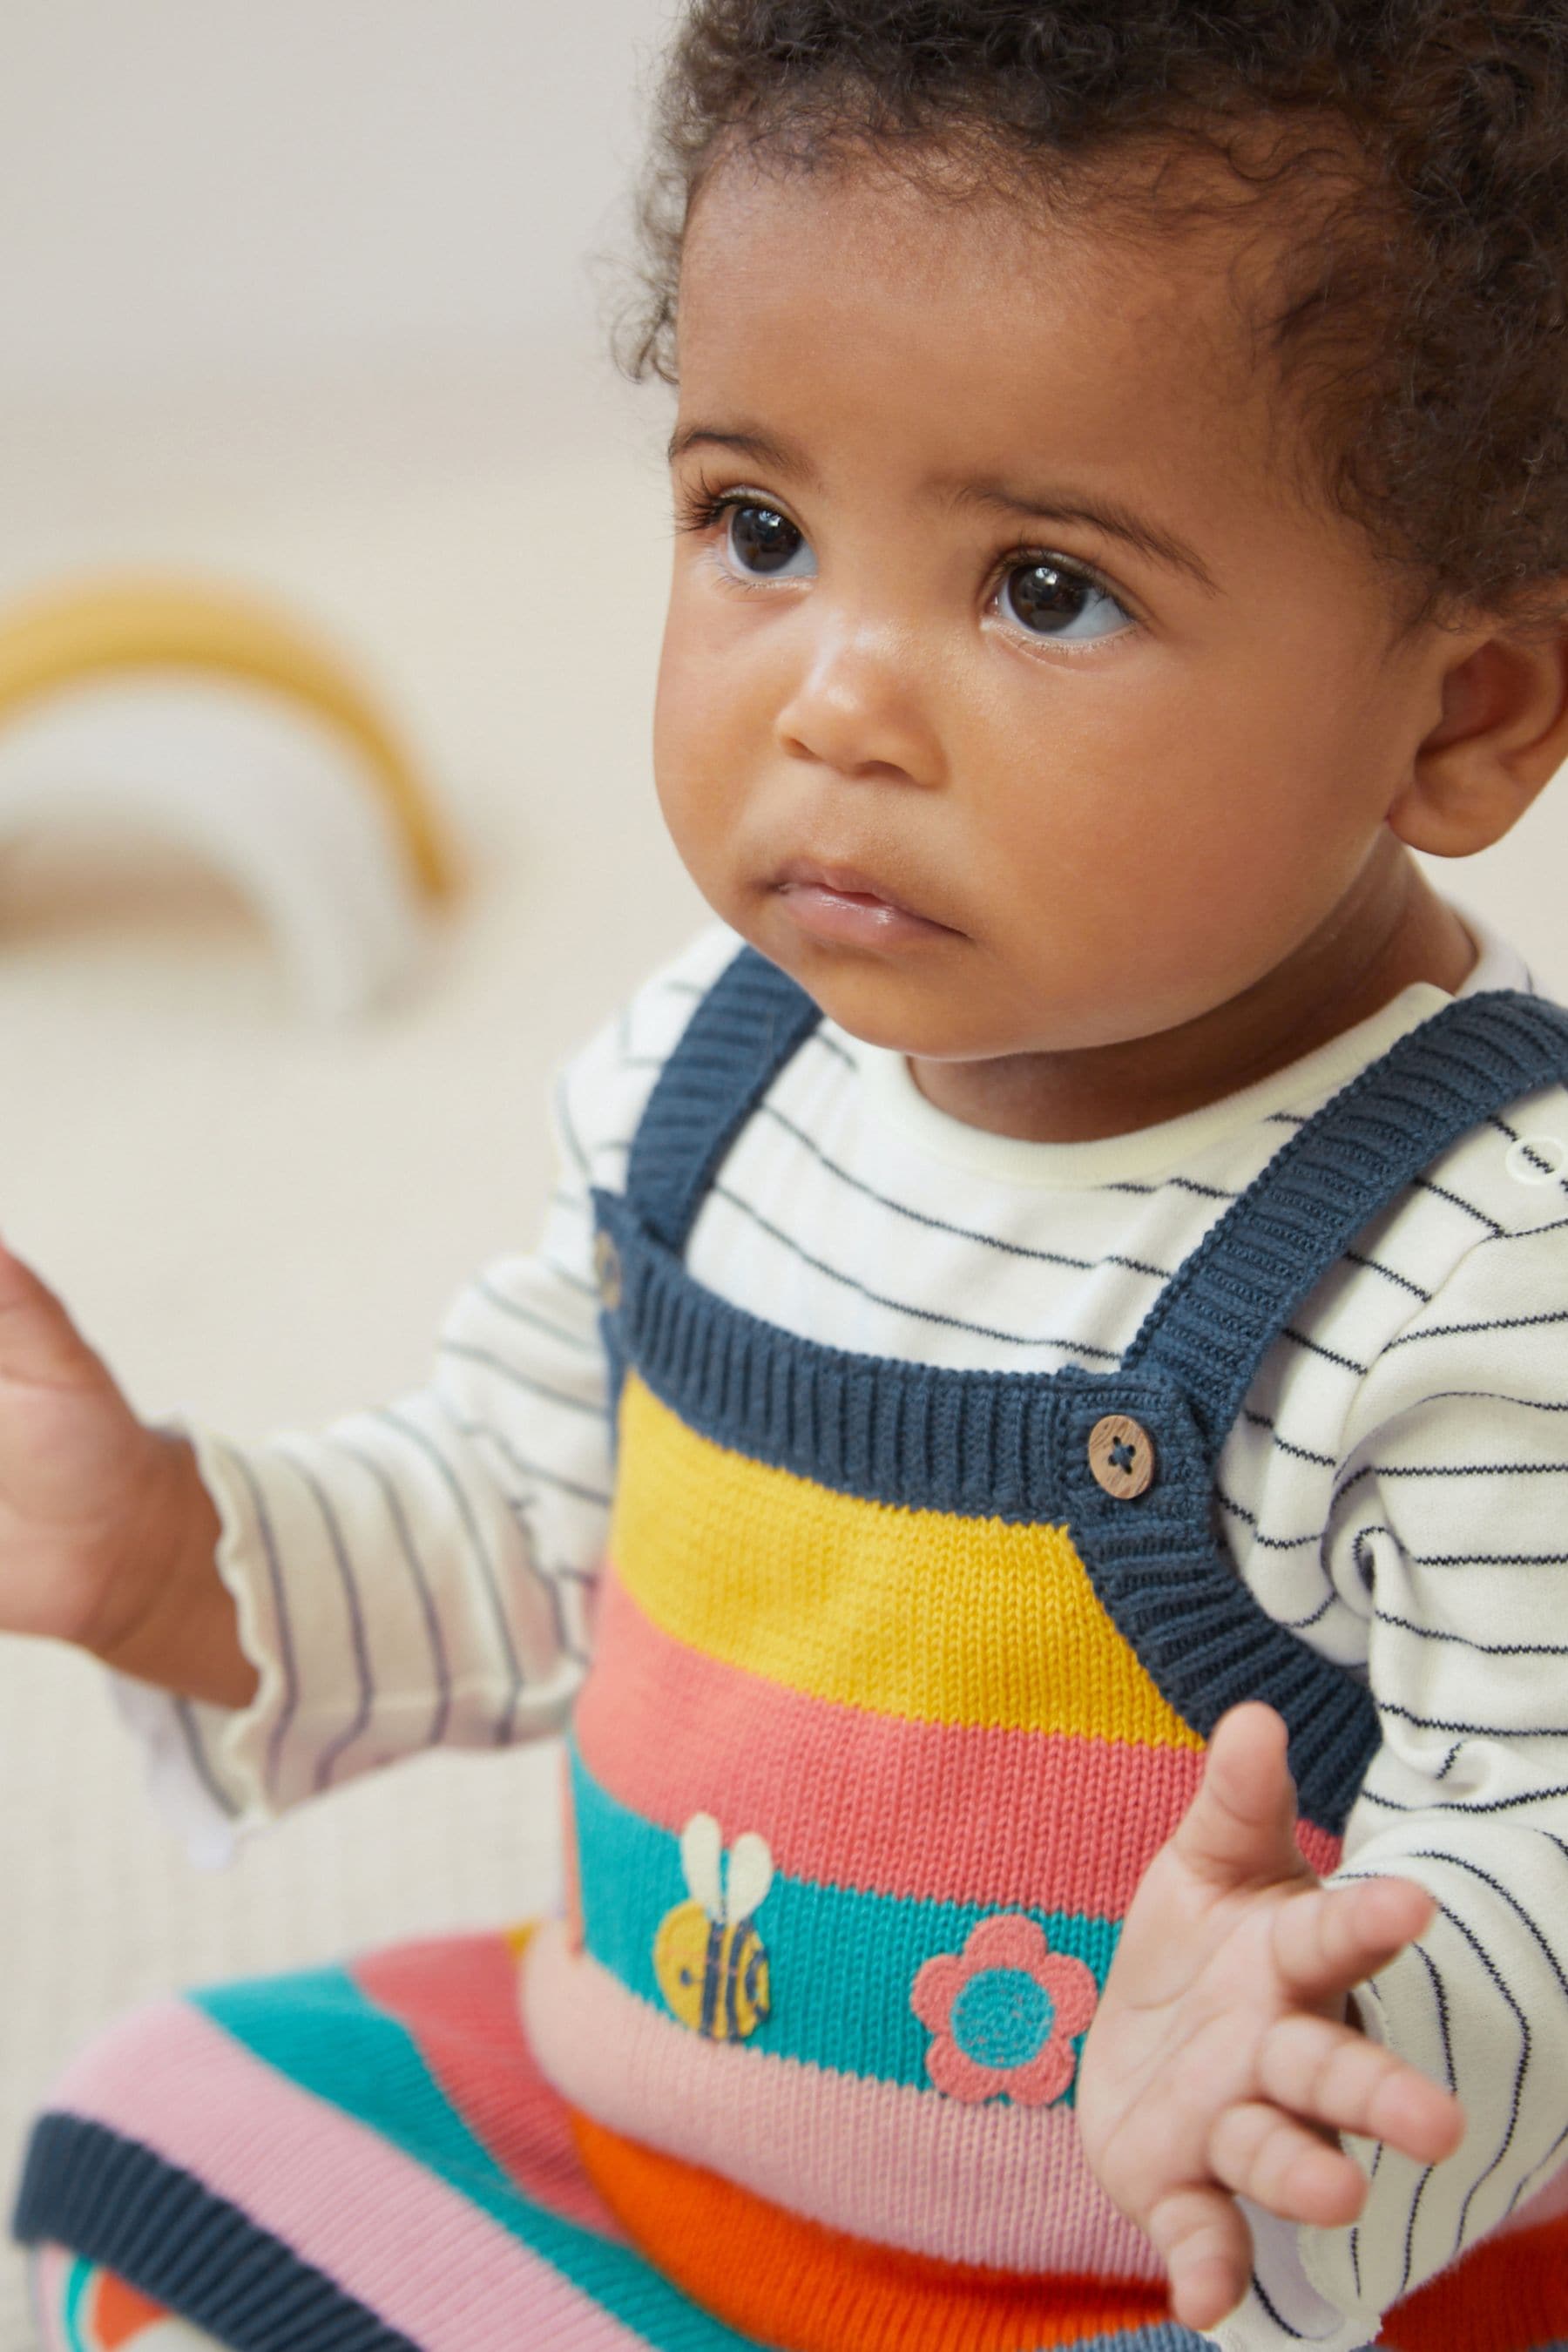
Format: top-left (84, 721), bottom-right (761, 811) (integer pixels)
top-left (350, 1931), bottom-right (624, 2237)
top-left (45, 1998), bottom-right (647, 2352)
top-left (523, 1920), bottom-right (1166, 2283)
top-left (576, 1576), bottom-right (1342, 1913)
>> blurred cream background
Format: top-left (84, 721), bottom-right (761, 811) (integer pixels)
top-left (0, 5), bottom-right (711, 2343)
top-left (0, 7), bottom-right (1562, 2343)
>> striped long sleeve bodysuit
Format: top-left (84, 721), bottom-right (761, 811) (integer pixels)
top-left (15, 901), bottom-right (1568, 2352)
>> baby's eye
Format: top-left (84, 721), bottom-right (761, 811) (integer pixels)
top-left (693, 494), bottom-right (1132, 639)
top-left (997, 559), bottom-right (1132, 644)
top-left (722, 503), bottom-right (816, 581)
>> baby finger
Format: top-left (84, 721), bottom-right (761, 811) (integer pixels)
top-left (1145, 2181), bottom-right (1254, 2333)
top-left (1270, 1873), bottom-right (1434, 2008)
top-left (1258, 2011), bottom-right (1466, 2166)
top-left (1207, 2098), bottom-right (1367, 2227)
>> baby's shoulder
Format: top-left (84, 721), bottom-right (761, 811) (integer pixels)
top-left (549, 918), bottom-right (749, 1191)
top-left (1324, 1068), bottom-right (1568, 1434)
top-left (1394, 1065), bottom-right (1568, 1263)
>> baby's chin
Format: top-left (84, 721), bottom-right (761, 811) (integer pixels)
top-left (744, 933), bottom-right (1091, 1065)
top-left (713, 879), bottom-right (1212, 1064)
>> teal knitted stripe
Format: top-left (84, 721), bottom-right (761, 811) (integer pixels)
top-left (189, 1968), bottom-right (767, 2350)
top-left (570, 1739), bottom-right (1116, 2099)
top-left (63, 2254), bottom-right (91, 2352)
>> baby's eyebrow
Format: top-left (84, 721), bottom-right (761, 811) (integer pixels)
top-left (667, 422), bottom-right (1220, 597)
top-left (667, 423), bottom-right (807, 476)
top-left (946, 476), bottom-right (1220, 597)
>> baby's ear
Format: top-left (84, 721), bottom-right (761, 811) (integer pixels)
top-left (1388, 597), bottom-right (1568, 856)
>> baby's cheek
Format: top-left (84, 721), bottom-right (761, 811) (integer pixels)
top-left (970, 806), bottom-right (1321, 1049)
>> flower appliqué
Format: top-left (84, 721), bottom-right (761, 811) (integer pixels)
top-left (911, 1913), bottom-right (1098, 2105)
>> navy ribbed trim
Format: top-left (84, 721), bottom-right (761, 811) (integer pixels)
top-left (625, 944), bottom-right (821, 1253)
top-left (595, 1186), bottom-right (1379, 1835)
top-left (12, 2121), bottom-right (1339, 2352)
top-left (13, 2115), bottom-right (416, 2352)
top-left (600, 1185), bottom-right (1088, 1519)
top-left (1070, 2330), bottom-right (1243, 2351)
top-left (1127, 990), bottom-right (1568, 1452)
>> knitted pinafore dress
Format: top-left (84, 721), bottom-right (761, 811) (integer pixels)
top-left (15, 947), bottom-right (1568, 2352)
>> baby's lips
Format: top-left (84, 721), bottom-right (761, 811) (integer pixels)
top-left (770, 851), bottom-right (956, 932)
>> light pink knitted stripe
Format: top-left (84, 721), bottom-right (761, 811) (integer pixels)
top-left (26, 2242), bottom-right (72, 2352)
top-left (576, 1575), bottom-right (1342, 1912)
top-left (524, 1920), bottom-right (1165, 2284)
top-left (44, 1999), bottom-right (647, 2352)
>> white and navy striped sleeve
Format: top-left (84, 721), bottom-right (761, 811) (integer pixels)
top-left (1217, 1161), bottom-right (1568, 2349)
top-left (105, 920), bottom-right (745, 1866)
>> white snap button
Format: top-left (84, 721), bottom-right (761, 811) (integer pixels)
top-left (1504, 1134), bottom-right (1568, 1186)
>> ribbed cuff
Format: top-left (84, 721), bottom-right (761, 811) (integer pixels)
top-left (12, 2115), bottom-right (414, 2351)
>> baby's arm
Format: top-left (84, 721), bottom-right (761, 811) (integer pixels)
top-left (2, 921), bottom-right (740, 1861)
top-left (111, 1219), bottom-right (612, 1848)
top-left (0, 1165), bottom-right (610, 1863)
top-left (0, 1197), bottom-right (607, 1856)
top-left (1085, 1200), bottom-right (1568, 2349)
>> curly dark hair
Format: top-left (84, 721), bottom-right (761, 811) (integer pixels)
top-left (609, 1), bottom-right (1568, 628)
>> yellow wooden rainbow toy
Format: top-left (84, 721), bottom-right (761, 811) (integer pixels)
top-left (0, 573), bottom-right (462, 1017)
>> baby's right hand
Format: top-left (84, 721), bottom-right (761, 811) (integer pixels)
top-left (0, 1232), bottom-right (175, 1654)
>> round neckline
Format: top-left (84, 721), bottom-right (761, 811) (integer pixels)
top-left (843, 899), bottom-right (1526, 1190)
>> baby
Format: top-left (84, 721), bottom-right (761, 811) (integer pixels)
top-left (8, 3), bottom-right (1568, 2349)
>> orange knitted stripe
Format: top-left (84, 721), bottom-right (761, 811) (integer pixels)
top-left (568, 2107), bottom-right (1170, 2351)
top-left (1378, 2212), bottom-right (1568, 2350)
top-left (91, 2266), bottom-right (172, 2346)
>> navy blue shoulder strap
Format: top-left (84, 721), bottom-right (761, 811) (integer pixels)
top-left (1123, 988), bottom-right (1568, 1454)
top-left (625, 959), bottom-right (1568, 1452)
top-left (625, 943), bottom-right (822, 1253)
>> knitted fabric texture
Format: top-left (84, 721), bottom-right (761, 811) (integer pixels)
top-left (15, 947), bottom-right (1568, 2352)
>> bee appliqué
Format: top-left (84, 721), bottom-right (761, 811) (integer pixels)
top-left (653, 1812), bottom-right (774, 2041)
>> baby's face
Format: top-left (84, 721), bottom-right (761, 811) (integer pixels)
top-left (654, 154), bottom-right (1442, 1062)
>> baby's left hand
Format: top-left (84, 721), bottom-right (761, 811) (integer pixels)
top-left (1074, 1702), bottom-right (1466, 2334)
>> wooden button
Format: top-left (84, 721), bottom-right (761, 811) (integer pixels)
top-left (592, 1231), bottom-right (623, 1310)
top-left (1087, 1413), bottom-right (1156, 1500)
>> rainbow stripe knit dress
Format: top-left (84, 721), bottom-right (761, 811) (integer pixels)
top-left (15, 948), bottom-right (1568, 2352)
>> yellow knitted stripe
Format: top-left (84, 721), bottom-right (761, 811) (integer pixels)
top-left (612, 1375), bottom-right (1202, 1746)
